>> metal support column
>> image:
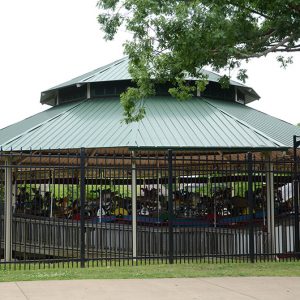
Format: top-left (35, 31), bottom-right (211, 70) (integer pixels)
top-left (265, 155), bottom-right (275, 255)
top-left (80, 148), bottom-right (86, 268)
top-left (12, 167), bottom-right (17, 213)
top-left (131, 151), bottom-right (137, 260)
top-left (168, 150), bottom-right (174, 264)
top-left (50, 169), bottom-right (55, 218)
top-left (4, 159), bottom-right (13, 262)
top-left (247, 152), bottom-right (255, 263)
top-left (293, 135), bottom-right (300, 254)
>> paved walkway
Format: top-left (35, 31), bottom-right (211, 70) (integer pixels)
top-left (0, 277), bottom-right (299, 300)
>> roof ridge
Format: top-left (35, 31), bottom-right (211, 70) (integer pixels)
top-left (78, 57), bottom-right (128, 83)
top-left (0, 109), bottom-right (48, 133)
top-left (202, 98), bottom-right (286, 148)
top-left (245, 102), bottom-right (297, 127)
top-left (1, 101), bottom-right (85, 148)
top-left (46, 57), bottom-right (128, 91)
top-left (198, 69), bottom-right (248, 88)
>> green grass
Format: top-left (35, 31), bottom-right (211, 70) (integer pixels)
top-left (1, 261), bottom-right (300, 282)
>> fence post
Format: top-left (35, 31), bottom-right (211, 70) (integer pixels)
top-left (50, 169), bottom-right (55, 218)
top-left (131, 151), bottom-right (137, 260)
top-left (265, 154), bottom-right (275, 256)
top-left (4, 158), bottom-right (12, 262)
top-left (80, 148), bottom-right (86, 268)
top-left (168, 149), bottom-right (174, 264)
top-left (293, 135), bottom-right (300, 254)
top-left (247, 152), bottom-right (255, 263)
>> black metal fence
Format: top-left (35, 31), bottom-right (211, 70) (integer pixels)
top-left (0, 149), bottom-right (299, 268)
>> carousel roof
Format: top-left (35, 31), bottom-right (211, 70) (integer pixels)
top-left (41, 57), bottom-right (259, 105)
top-left (1, 57), bottom-right (299, 152)
top-left (0, 96), bottom-right (299, 151)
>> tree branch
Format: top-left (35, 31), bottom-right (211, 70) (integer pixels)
top-left (223, 0), bottom-right (273, 20)
top-left (288, 3), bottom-right (300, 13)
top-left (273, 48), bottom-right (300, 53)
top-left (236, 36), bottom-right (294, 58)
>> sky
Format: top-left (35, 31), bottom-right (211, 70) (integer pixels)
top-left (0, 0), bottom-right (299, 129)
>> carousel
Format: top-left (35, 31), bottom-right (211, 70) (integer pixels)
top-left (1, 57), bottom-right (300, 264)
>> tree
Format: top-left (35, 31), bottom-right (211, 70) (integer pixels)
top-left (97, 0), bottom-right (300, 122)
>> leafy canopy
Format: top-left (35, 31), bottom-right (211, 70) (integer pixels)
top-left (97, 0), bottom-right (300, 122)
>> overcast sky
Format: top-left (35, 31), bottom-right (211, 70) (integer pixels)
top-left (0, 0), bottom-right (299, 129)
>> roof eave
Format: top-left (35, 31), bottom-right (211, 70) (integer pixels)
top-left (128, 146), bottom-right (289, 152)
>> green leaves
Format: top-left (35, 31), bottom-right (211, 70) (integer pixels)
top-left (97, 0), bottom-right (300, 122)
top-left (196, 75), bottom-right (209, 93)
top-left (120, 56), bottom-right (155, 123)
top-left (277, 56), bottom-right (293, 69)
top-left (97, 13), bottom-right (122, 40)
top-left (218, 75), bottom-right (230, 89)
top-left (168, 78), bottom-right (196, 101)
top-left (120, 87), bottom-right (146, 123)
top-left (237, 69), bottom-right (248, 83)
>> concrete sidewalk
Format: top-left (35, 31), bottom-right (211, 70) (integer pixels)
top-left (0, 277), bottom-right (299, 300)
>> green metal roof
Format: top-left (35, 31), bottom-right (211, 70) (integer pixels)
top-left (42, 57), bottom-right (259, 104)
top-left (0, 102), bottom-right (78, 146)
top-left (0, 97), bottom-right (291, 151)
top-left (205, 99), bottom-right (300, 148)
top-left (48, 57), bottom-right (131, 90)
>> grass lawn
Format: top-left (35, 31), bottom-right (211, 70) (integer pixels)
top-left (0, 261), bottom-right (300, 282)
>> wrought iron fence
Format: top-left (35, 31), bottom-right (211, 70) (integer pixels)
top-left (0, 149), bottom-right (299, 268)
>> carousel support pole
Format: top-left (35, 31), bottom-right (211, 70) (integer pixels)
top-left (4, 158), bottom-right (13, 262)
top-left (168, 149), bottom-right (174, 264)
top-left (157, 159), bottom-right (160, 223)
top-left (293, 135), bottom-right (300, 254)
top-left (98, 170), bottom-right (103, 223)
top-left (80, 148), bottom-right (86, 268)
top-left (247, 152), bottom-right (255, 263)
top-left (50, 169), bottom-right (55, 218)
top-left (265, 153), bottom-right (275, 256)
top-left (131, 151), bottom-right (137, 260)
top-left (12, 167), bottom-right (17, 213)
